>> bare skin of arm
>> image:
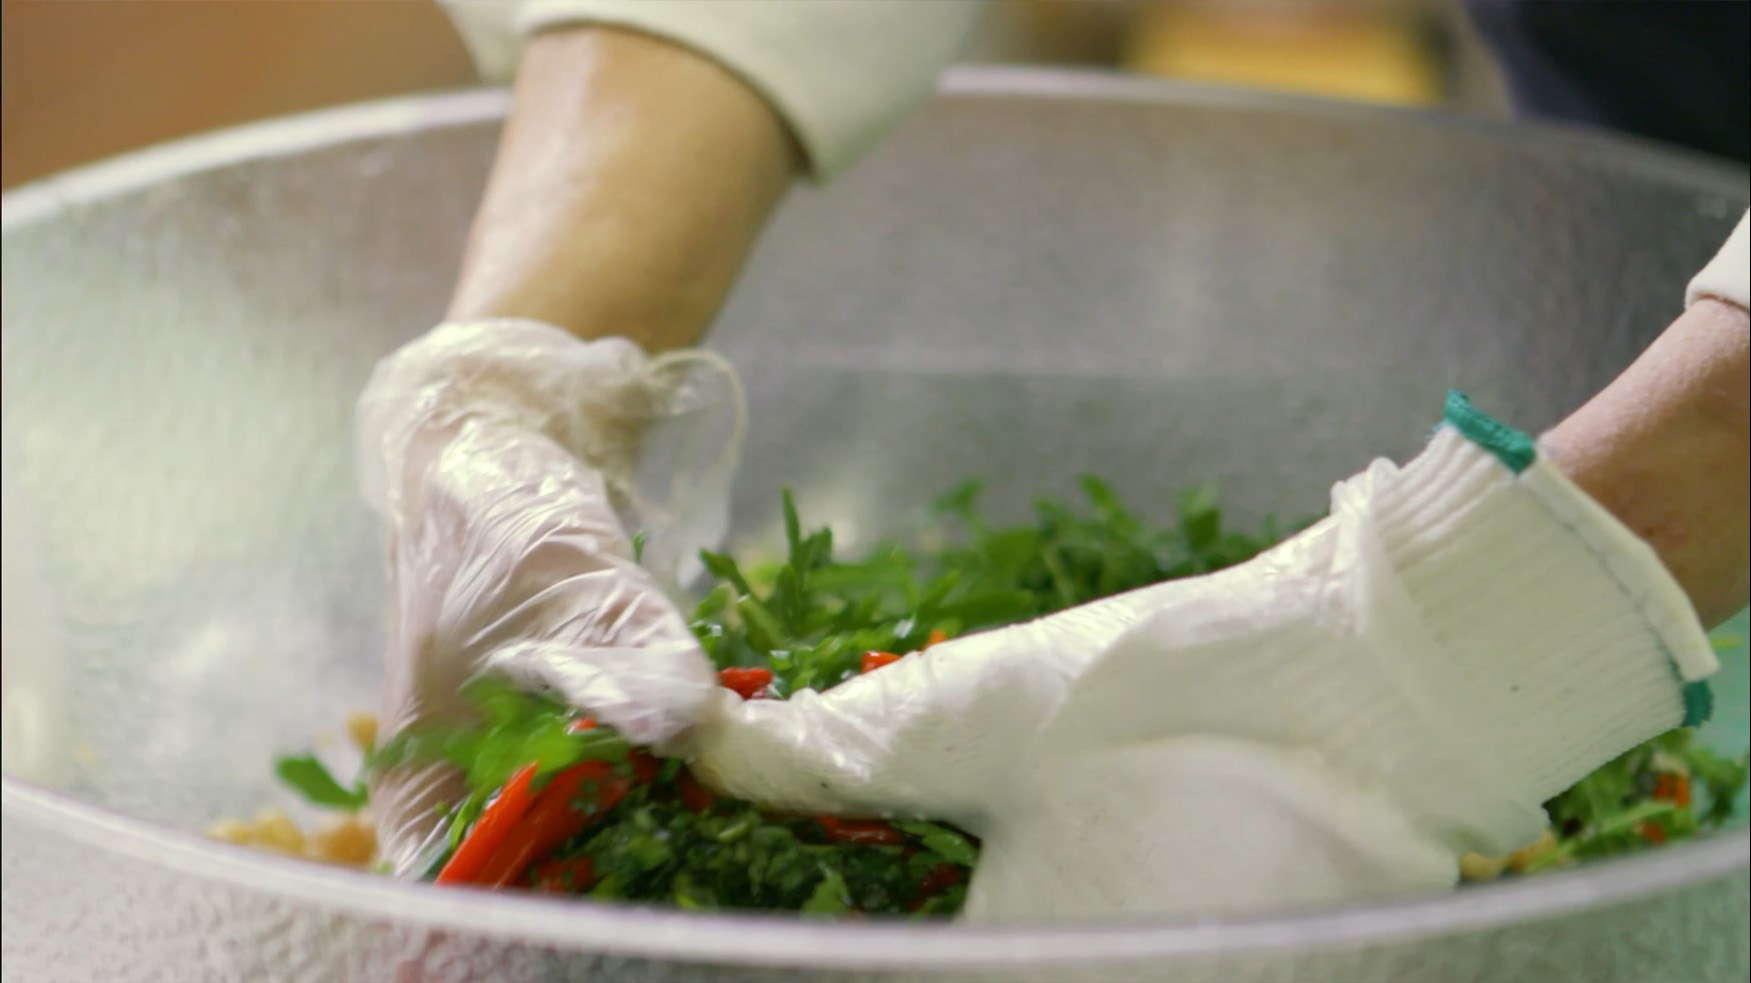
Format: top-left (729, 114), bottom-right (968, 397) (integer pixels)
top-left (447, 27), bottom-right (801, 351)
top-left (1546, 297), bottom-right (1750, 627)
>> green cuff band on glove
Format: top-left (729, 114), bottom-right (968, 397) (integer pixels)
top-left (1682, 679), bottom-right (1714, 729)
top-left (1436, 390), bottom-right (1712, 728)
top-left (1441, 390), bottom-right (1536, 474)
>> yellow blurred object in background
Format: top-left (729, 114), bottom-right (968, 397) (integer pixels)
top-left (1126, 1), bottom-right (1442, 107)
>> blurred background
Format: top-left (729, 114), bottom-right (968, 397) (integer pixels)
top-left (2, 0), bottom-right (1511, 190)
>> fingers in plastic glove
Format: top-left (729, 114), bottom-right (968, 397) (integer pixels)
top-left (371, 760), bottom-right (468, 877)
top-left (360, 323), bottom-right (650, 515)
top-left (684, 580), bottom-right (1191, 829)
top-left (962, 736), bottom-right (1456, 922)
top-left (357, 320), bottom-right (743, 868)
top-left (377, 411), bottom-right (713, 737)
top-left (356, 319), bottom-right (744, 588)
top-left (631, 352), bottom-right (745, 587)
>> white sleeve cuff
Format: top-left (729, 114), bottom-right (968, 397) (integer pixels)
top-left (438, 0), bottom-right (980, 180)
top-left (1686, 210), bottom-right (1749, 310)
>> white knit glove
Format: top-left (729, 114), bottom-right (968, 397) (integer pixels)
top-left (684, 395), bottom-right (1718, 921)
top-left (355, 319), bottom-right (742, 872)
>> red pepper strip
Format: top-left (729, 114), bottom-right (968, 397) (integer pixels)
top-left (817, 815), bottom-right (907, 845)
top-left (860, 651), bottom-right (902, 674)
top-left (1636, 820), bottom-right (1668, 845)
top-left (676, 767), bottom-right (718, 811)
top-left (924, 629), bottom-right (949, 649)
top-left (533, 856), bottom-right (597, 893)
top-left (628, 749), bottom-right (662, 784)
top-left (1653, 773), bottom-right (1692, 808)
top-left (474, 760), bottom-right (633, 887)
top-left (566, 716), bottom-right (598, 734)
top-left (435, 763), bottom-right (541, 885)
top-left (918, 863), bottom-right (964, 896)
top-left (718, 666), bottom-right (773, 700)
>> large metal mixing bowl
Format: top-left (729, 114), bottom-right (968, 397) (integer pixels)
top-left (3, 71), bottom-right (1747, 983)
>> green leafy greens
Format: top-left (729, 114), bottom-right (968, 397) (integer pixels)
top-left (273, 479), bottom-right (1748, 915)
top-left (693, 481), bottom-right (1276, 696)
top-left (274, 754), bottom-right (368, 811)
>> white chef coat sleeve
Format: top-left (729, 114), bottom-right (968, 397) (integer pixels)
top-left (437, 0), bottom-right (982, 179)
top-left (1687, 211), bottom-right (1749, 311)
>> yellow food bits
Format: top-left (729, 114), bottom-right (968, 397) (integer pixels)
top-left (1459, 828), bottom-right (1562, 881)
top-left (250, 809), bottom-right (307, 854)
top-left (345, 711), bottom-right (378, 754)
top-left (1458, 851), bottom-right (1506, 881)
top-left (204, 711), bottom-right (381, 869)
top-left (204, 819), bottom-right (255, 846)
top-left (307, 815), bottom-right (378, 867)
top-left (1508, 828), bottom-right (1559, 872)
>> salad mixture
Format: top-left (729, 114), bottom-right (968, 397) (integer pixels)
top-left (238, 480), bottom-right (1750, 916)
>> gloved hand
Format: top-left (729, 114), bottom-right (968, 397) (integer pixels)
top-left (681, 395), bottom-right (1718, 921)
top-left (355, 318), bottom-right (742, 874)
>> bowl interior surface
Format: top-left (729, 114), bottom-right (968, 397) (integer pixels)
top-left (1, 75), bottom-right (1747, 980)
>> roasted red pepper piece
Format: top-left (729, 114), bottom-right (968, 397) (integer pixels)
top-left (718, 666), bottom-right (773, 700)
top-left (1636, 820), bottom-right (1668, 845)
top-left (1653, 773), bottom-right (1692, 808)
top-left (435, 763), bottom-right (540, 885)
top-left (474, 760), bottom-right (633, 887)
top-left (566, 716), bottom-right (598, 734)
top-left (924, 629), bottom-right (950, 649)
top-left (817, 815), bottom-right (906, 845)
top-left (918, 862), bottom-right (964, 896)
top-left (533, 856), bottom-right (597, 893)
top-left (676, 767), bottom-right (718, 812)
top-left (860, 651), bottom-right (902, 674)
top-left (628, 749), bottom-right (662, 784)
top-left (918, 863), bottom-right (964, 896)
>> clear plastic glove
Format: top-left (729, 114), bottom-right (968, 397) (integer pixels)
top-left (355, 318), bottom-right (742, 873)
top-left (684, 401), bottom-right (1717, 921)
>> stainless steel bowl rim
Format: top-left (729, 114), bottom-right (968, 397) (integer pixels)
top-left (7, 70), bottom-right (1747, 226)
top-left (6, 778), bottom-right (1747, 968)
top-left (3, 69), bottom-right (1746, 970)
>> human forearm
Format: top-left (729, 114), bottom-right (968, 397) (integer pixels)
top-left (447, 27), bottom-right (799, 350)
top-left (1544, 297), bottom-right (1750, 627)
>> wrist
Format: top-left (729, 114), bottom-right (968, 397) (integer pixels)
top-left (1542, 298), bottom-right (1750, 626)
top-left (446, 27), bottom-right (799, 350)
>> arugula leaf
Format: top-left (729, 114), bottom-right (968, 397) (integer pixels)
top-left (894, 820), bottom-right (978, 866)
top-left (782, 489), bottom-right (804, 567)
top-left (801, 867), bottom-right (852, 915)
top-left (274, 754), bottom-right (368, 810)
top-left (700, 550), bottom-right (753, 595)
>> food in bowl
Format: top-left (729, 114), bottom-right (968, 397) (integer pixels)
top-left (230, 480), bottom-right (1750, 916)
